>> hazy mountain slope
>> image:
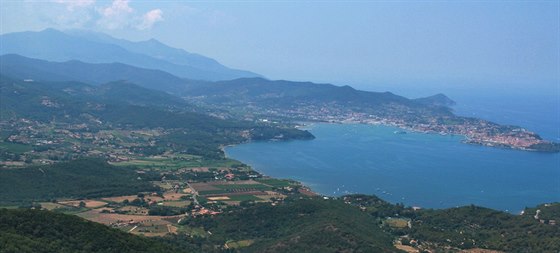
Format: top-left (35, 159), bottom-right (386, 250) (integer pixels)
top-left (1, 54), bottom-right (453, 122)
top-left (96, 81), bottom-right (188, 108)
top-left (0, 55), bottom-right (444, 114)
top-left (414, 93), bottom-right (456, 107)
top-left (0, 75), bottom-right (189, 121)
top-left (0, 54), bottom-right (188, 93)
top-left (67, 29), bottom-right (260, 79)
top-left (0, 29), bottom-right (258, 81)
top-left (0, 75), bottom-right (231, 129)
top-left (182, 77), bottom-right (453, 119)
top-left (184, 77), bottom-right (414, 106)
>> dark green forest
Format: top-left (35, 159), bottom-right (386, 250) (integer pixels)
top-left (0, 159), bottom-right (157, 205)
top-left (0, 208), bottom-right (190, 253)
top-left (409, 205), bottom-right (560, 252)
top-left (345, 194), bottom-right (560, 252)
top-left (178, 197), bottom-right (397, 253)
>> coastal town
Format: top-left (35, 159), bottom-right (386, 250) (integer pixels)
top-left (208, 101), bottom-right (558, 152)
top-left (1, 100), bottom-right (557, 170)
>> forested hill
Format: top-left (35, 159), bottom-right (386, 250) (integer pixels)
top-left (183, 77), bottom-right (447, 109)
top-left (0, 75), bottom-right (313, 159)
top-left (0, 159), bottom-right (157, 205)
top-left (3, 196), bottom-right (558, 253)
top-left (0, 75), bottom-right (311, 136)
top-left (179, 197), bottom-right (399, 252)
top-left (0, 208), bottom-right (191, 253)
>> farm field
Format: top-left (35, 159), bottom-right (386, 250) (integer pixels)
top-left (102, 195), bottom-right (164, 203)
top-left (384, 218), bottom-right (410, 229)
top-left (111, 155), bottom-right (246, 171)
top-left (161, 200), bottom-right (191, 207)
top-left (0, 142), bottom-right (33, 154)
top-left (256, 178), bottom-right (295, 188)
top-left (58, 200), bottom-right (108, 208)
top-left (225, 239), bottom-right (254, 249)
top-left (191, 180), bottom-right (272, 194)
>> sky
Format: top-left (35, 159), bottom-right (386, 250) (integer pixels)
top-left (1, 0), bottom-right (559, 97)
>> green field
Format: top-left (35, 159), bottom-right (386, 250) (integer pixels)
top-left (0, 142), bottom-right (33, 154)
top-left (226, 239), bottom-right (254, 249)
top-left (224, 195), bottom-right (261, 202)
top-left (161, 200), bottom-right (191, 207)
top-left (384, 218), bottom-right (409, 229)
top-left (178, 226), bottom-right (207, 237)
top-left (198, 190), bottom-right (229, 195)
top-left (214, 184), bottom-right (272, 191)
top-left (256, 178), bottom-right (294, 188)
top-left (198, 184), bottom-right (272, 196)
top-left (112, 155), bottom-right (245, 171)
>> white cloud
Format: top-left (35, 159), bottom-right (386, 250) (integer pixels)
top-left (96, 0), bottom-right (134, 30)
top-left (137, 9), bottom-right (163, 30)
top-left (46, 0), bottom-right (95, 28)
top-left (25, 0), bottom-right (165, 31)
top-left (99, 0), bottom-right (132, 17)
top-left (96, 0), bottom-right (163, 30)
top-left (52, 0), bottom-right (95, 11)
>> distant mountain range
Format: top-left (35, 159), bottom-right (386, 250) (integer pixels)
top-left (183, 77), bottom-right (429, 107)
top-left (0, 54), bottom-right (451, 115)
top-left (0, 29), bottom-right (260, 81)
top-left (0, 54), bottom-right (188, 94)
top-left (0, 29), bottom-right (452, 114)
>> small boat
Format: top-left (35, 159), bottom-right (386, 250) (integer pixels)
top-left (393, 130), bottom-right (407, 134)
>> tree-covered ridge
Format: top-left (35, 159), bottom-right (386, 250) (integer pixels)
top-left (343, 195), bottom-right (560, 252)
top-left (0, 208), bottom-right (190, 253)
top-left (0, 75), bottom-right (314, 164)
top-left (0, 159), bottom-right (157, 205)
top-left (408, 205), bottom-right (560, 252)
top-left (0, 75), bottom-right (314, 138)
top-left (179, 197), bottom-right (399, 253)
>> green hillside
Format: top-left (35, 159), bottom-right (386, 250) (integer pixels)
top-left (0, 159), bottom-right (157, 205)
top-left (0, 208), bottom-right (190, 253)
top-left (179, 197), bottom-right (399, 253)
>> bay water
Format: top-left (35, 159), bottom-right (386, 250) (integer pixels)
top-left (225, 95), bottom-right (560, 213)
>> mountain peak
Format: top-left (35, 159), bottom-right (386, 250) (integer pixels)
top-left (414, 93), bottom-right (456, 107)
top-left (146, 38), bottom-right (161, 44)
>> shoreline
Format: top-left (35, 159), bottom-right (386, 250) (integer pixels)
top-left (224, 123), bottom-right (559, 214)
top-left (221, 144), bottom-right (320, 197)
top-left (298, 120), bottom-right (559, 153)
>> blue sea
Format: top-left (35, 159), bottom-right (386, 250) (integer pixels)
top-left (225, 94), bottom-right (560, 213)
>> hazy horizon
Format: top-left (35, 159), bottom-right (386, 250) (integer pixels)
top-left (1, 1), bottom-right (559, 97)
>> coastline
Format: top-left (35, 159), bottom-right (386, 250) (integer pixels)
top-left (222, 143), bottom-right (320, 196)
top-left (297, 120), bottom-right (560, 152)
top-left (223, 122), bottom-right (560, 213)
